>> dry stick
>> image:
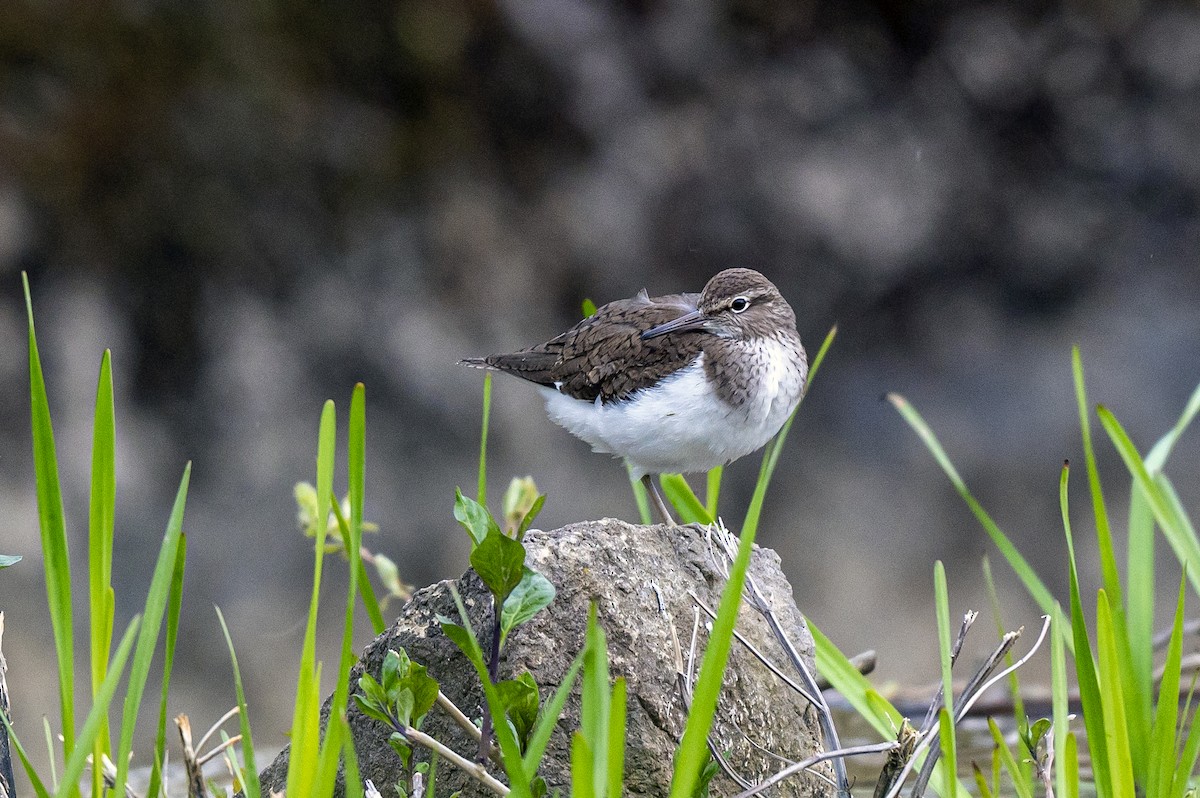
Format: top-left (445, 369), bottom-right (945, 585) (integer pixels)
top-left (194, 706), bottom-right (241, 755)
top-left (176, 714), bottom-right (209, 798)
top-left (881, 616), bottom-right (1051, 798)
top-left (399, 724), bottom-right (510, 796)
top-left (916, 612), bottom-right (979, 736)
top-left (731, 741), bottom-right (902, 798)
top-left (678, 602), bottom-right (754, 790)
top-left (195, 734), bottom-right (243, 768)
top-left (97, 753), bottom-right (143, 798)
top-left (689, 591), bottom-right (819, 706)
top-left (708, 526), bottom-right (851, 797)
top-left (436, 690), bottom-right (503, 765)
top-left (0, 614), bottom-right (13, 798)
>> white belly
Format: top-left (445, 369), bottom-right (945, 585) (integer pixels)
top-left (540, 342), bottom-right (806, 479)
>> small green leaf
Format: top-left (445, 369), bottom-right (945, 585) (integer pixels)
top-left (439, 616), bottom-right (487, 671)
top-left (382, 649), bottom-right (404, 695)
top-left (402, 660), bottom-right (439, 723)
top-left (497, 673), bottom-right (540, 746)
top-left (395, 689), bottom-right (415, 728)
top-left (501, 569), bottom-right (556, 645)
top-left (454, 488), bottom-right (501, 546)
top-left (471, 528), bottom-right (527, 602)
top-left (353, 693), bottom-right (391, 727)
top-left (0, 554), bottom-right (20, 568)
top-left (581, 298), bottom-right (598, 317)
top-left (517, 495), bottom-right (546, 541)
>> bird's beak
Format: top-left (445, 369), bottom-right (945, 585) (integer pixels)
top-left (641, 309), bottom-right (708, 340)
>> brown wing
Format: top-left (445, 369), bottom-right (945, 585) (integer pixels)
top-left (469, 290), bottom-right (703, 403)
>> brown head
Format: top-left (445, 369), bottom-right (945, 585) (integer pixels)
top-left (641, 268), bottom-right (796, 342)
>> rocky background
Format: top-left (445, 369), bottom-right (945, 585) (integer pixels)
top-left (1, 0), bottom-right (1198, 783)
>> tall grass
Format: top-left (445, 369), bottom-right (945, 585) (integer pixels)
top-left (882, 346), bottom-right (1200, 797)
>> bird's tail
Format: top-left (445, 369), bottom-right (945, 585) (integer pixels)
top-left (460, 357), bottom-right (493, 369)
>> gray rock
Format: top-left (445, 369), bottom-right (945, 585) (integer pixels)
top-left (257, 520), bottom-right (831, 797)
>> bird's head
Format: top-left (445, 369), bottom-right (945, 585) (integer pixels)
top-left (641, 268), bottom-right (795, 342)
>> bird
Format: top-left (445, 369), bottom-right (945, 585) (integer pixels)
top-left (462, 268), bottom-right (808, 524)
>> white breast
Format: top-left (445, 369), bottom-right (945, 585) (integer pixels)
top-left (540, 337), bottom-right (806, 479)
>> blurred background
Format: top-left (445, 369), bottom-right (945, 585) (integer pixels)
top-left (1, 0), bottom-right (1199, 782)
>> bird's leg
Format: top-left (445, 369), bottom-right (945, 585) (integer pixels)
top-left (641, 474), bottom-right (677, 526)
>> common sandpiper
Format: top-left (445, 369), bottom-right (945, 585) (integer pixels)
top-left (464, 268), bottom-right (808, 524)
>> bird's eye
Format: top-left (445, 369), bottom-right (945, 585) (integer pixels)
top-left (730, 296), bottom-right (750, 313)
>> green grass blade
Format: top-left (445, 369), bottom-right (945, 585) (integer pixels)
top-left (572, 733), bottom-right (596, 798)
top-left (1051, 603), bottom-right (1069, 798)
top-left (938, 709), bottom-right (958, 798)
top-left (1095, 590), bottom-right (1135, 798)
top-left (1097, 406), bottom-right (1200, 598)
top-left (24, 272), bottom-right (76, 761)
top-left (1067, 556), bottom-right (1109, 798)
top-left (0, 698), bottom-right (52, 798)
top-left (319, 385), bottom-right (368, 786)
top-left (934, 561), bottom-right (954, 718)
top-left (1063, 733), bottom-right (1080, 798)
top-left (627, 463), bottom-right (652, 525)
top-left (447, 586), bottom-right (533, 797)
top-left (986, 718), bottom-right (1033, 798)
top-left (523, 655), bottom-right (584, 774)
top-left (478, 372), bottom-right (492, 505)
top-left (1125, 485), bottom-right (1155, 716)
top-left (55, 616), bottom-right (141, 798)
top-left (146, 534), bottom-right (188, 798)
top-left (1144, 379), bottom-right (1200, 471)
top-left (287, 661), bottom-right (324, 798)
top-left (341, 720), bottom-right (364, 798)
top-left (889, 394), bottom-right (1057, 618)
top-left (1170, 688), bottom-right (1200, 798)
top-left (811, 622), bottom-right (900, 736)
top-left (659, 475), bottom-right (712, 524)
top-left (288, 400), bottom-right (337, 797)
top-left (87, 349), bottom-right (116, 797)
top-left (607, 677), bottom-right (627, 798)
top-left (1072, 348), bottom-right (1121, 605)
top-left (581, 606), bottom-right (610, 797)
top-left (1147, 576), bottom-right (1185, 798)
top-left (217, 607), bottom-right (261, 798)
top-left (113, 464), bottom-right (191, 792)
top-left (669, 519), bottom-right (757, 798)
top-left (705, 466), bottom-right (722, 518)
top-left (330, 499), bottom-right (385, 634)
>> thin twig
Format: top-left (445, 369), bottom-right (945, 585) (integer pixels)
top-left (435, 691), bottom-right (502, 765)
top-left (918, 612), bottom-right (978, 735)
top-left (704, 523), bottom-right (850, 796)
top-left (176, 714), bottom-right (209, 798)
top-left (196, 734), bottom-right (243, 768)
top-left (882, 616), bottom-right (1051, 798)
top-left (690, 590), bottom-right (821, 706)
top-left (0, 614), bottom-right (12, 798)
top-left (732, 742), bottom-right (901, 798)
top-left (195, 706), bottom-right (241, 754)
top-left (400, 723), bottom-right (510, 796)
top-left (98, 753), bottom-right (143, 798)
